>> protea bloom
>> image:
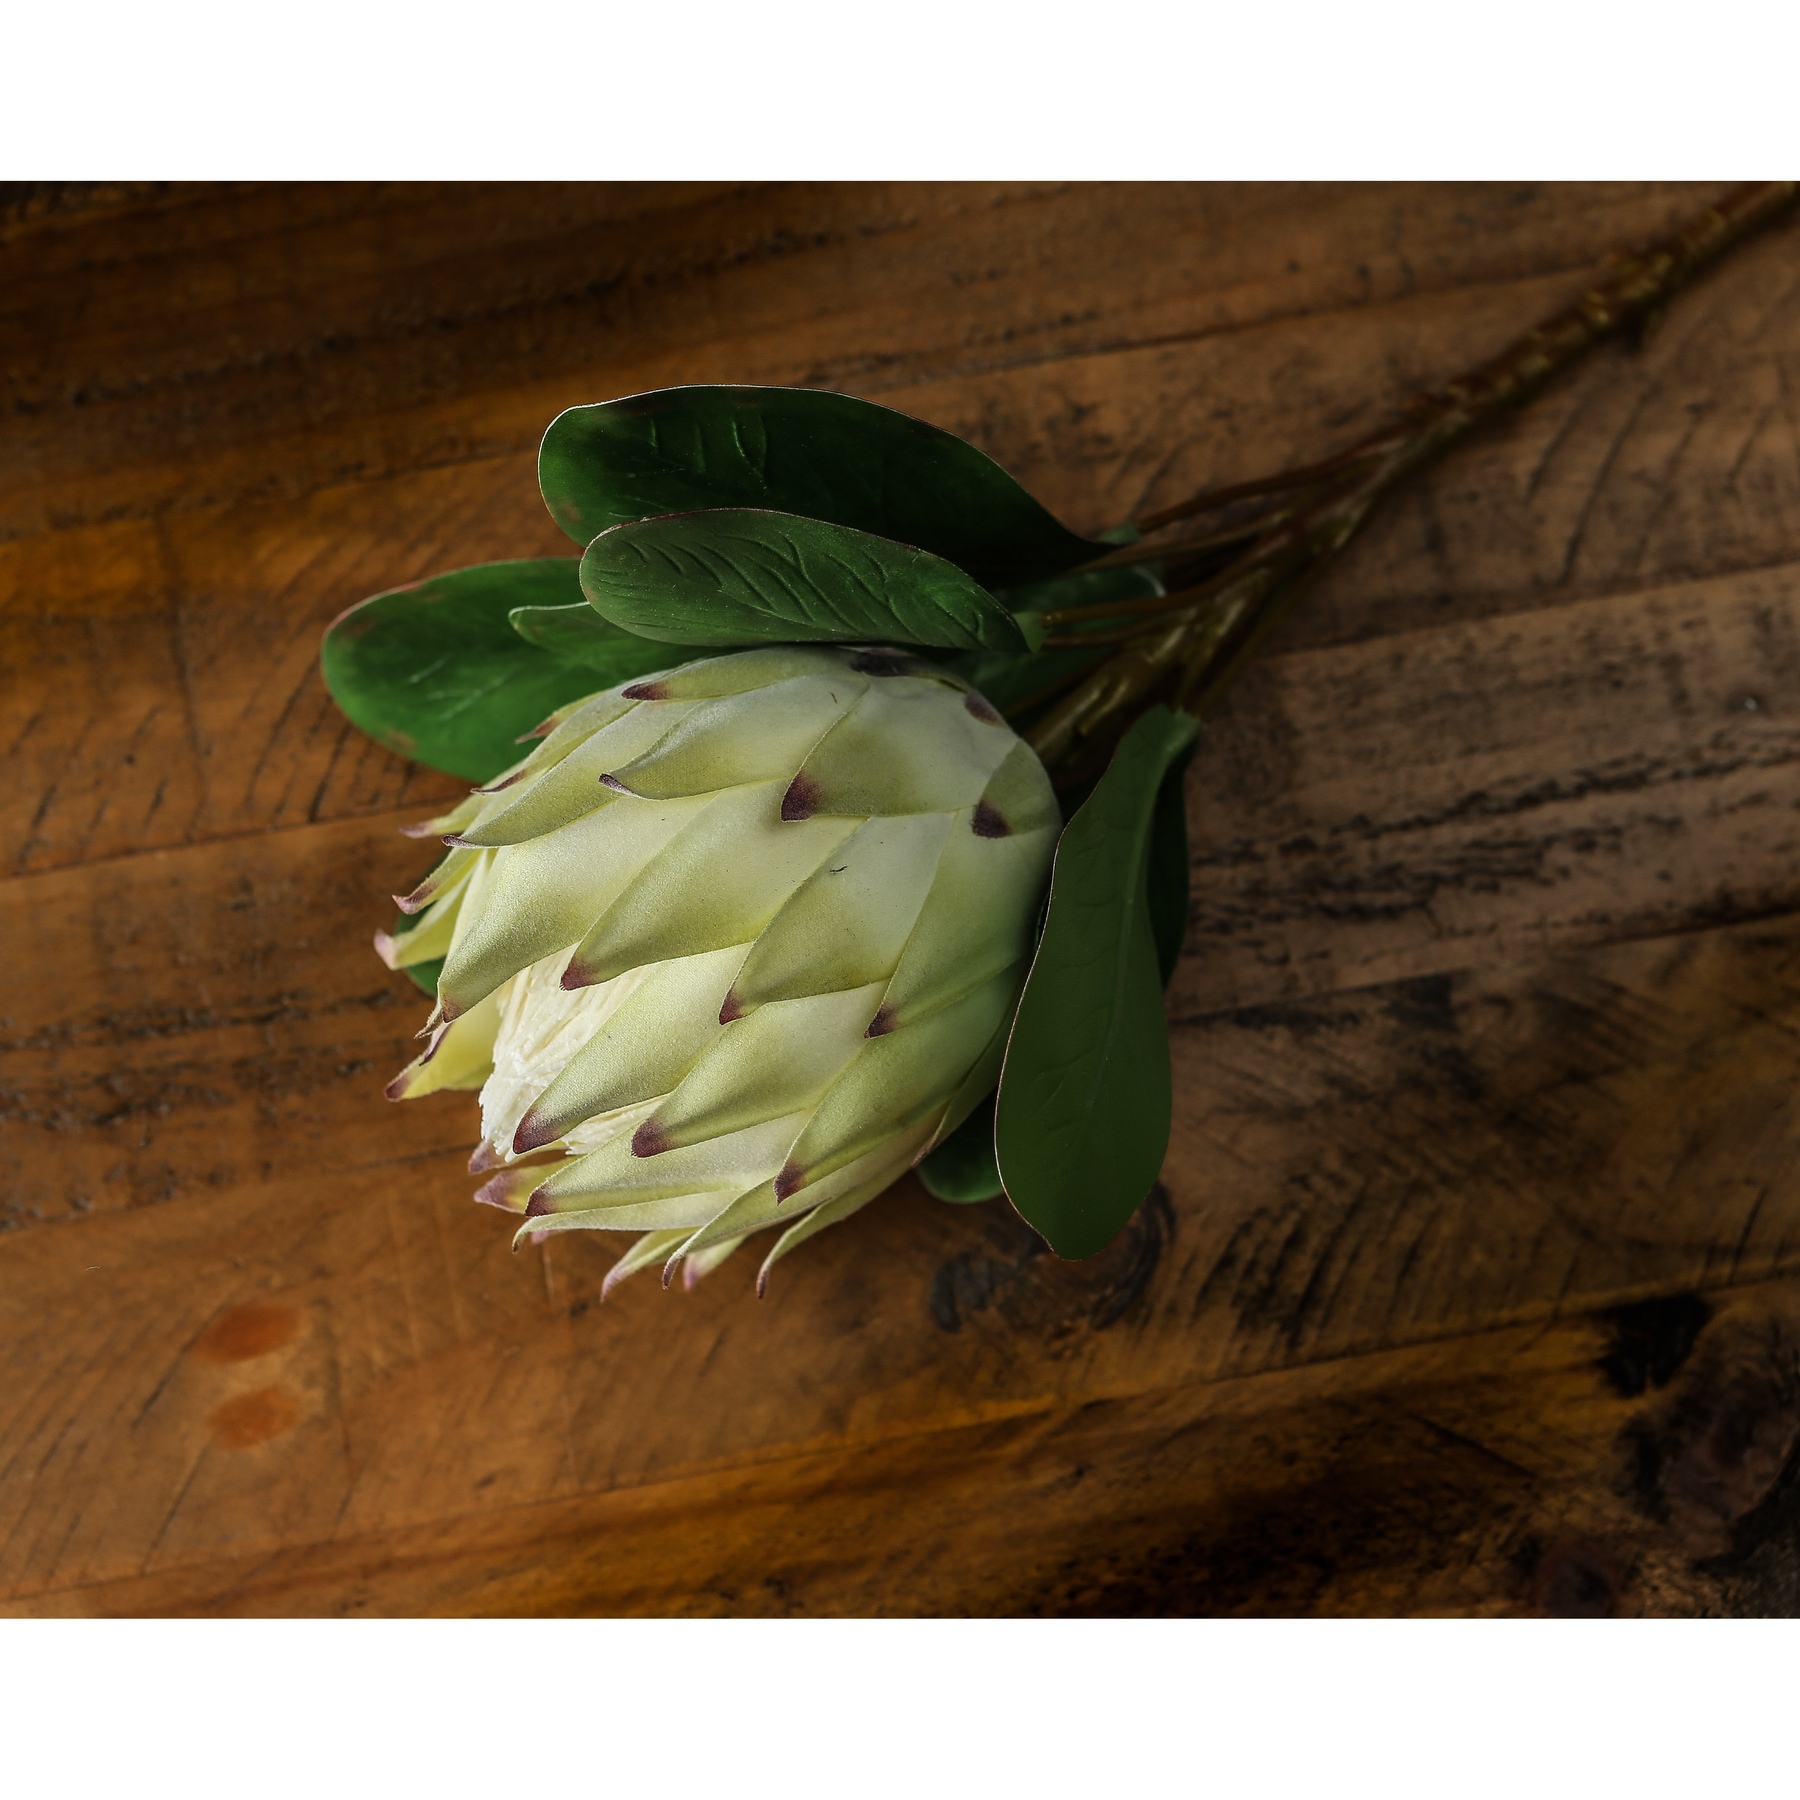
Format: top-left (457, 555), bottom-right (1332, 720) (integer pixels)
top-left (379, 644), bottom-right (1057, 1295)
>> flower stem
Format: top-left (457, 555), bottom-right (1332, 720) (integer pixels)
top-left (1028, 180), bottom-right (1798, 785)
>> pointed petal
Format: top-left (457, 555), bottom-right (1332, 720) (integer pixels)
top-left (776, 964), bottom-right (1022, 1199)
top-left (375, 878), bottom-right (469, 971)
top-left (565, 781), bottom-right (855, 987)
top-left (529, 1111), bottom-right (806, 1212)
top-left (511, 686), bottom-right (641, 773)
top-left (514, 944), bottom-right (748, 1149)
top-left (386, 980), bottom-right (509, 1100)
top-left (562, 1096), bottom-right (666, 1156)
top-left (628, 646), bottom-right (865, 701)
top-left (874, 814), bottom-right (1056, 1029)
top-left (395, 843), bottom-right (482, 914)
top-left (969, 738), bottom-right (1060, 839)
top-left (602, 673), bottom-right (859, 800)
top-left (436, 791), bottom-right (710, 1017)
top-left (678, 1112), bottom-right (934, 1260)
top-left (451, 700), bottom-right (700, 849)
top-left (757, 1140), bottom-right (927, 1295)
top-left (482, 953), bottom-right (674, 1152)
top-left (472, 1161), bottom-right (549, 1212)
top-left (510, 1189), bottom-right (739, 1245)
top-left (602, 1229), bottom-right (695, 1300)
top-left (728, 811), bottom-right (950, 1011)
top-left (643, 982), bottom-right (883, 1150)
top-left (785, 675), bottom-right (1015, 818)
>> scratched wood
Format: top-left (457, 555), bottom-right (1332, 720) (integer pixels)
top-left (4, 182), bottom-right (1800, 1617)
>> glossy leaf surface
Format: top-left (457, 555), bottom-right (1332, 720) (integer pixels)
top-left (321, 560), bottom-right (657, 782)
top-left (916, 1093), bottom-right (1004, 1203)
top-left (540, 385), bottom-right (1101, 586)
top-left (580, 510), bottom-right (1030, 651)
top-left (995, 706), bottom-right (1199, 1259)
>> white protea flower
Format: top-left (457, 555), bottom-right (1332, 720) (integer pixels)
top-left (378, 645), bottom-right (1058, 1296)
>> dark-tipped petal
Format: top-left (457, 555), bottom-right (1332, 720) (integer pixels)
top-left (599, 773), bottom-right (632, 793)
top-left (773, 1161), bottom-right (804, 1203)
top-left (971, 800), bottom-right (1011, 838)
top-left (780, 772), bottom-right (821, 822)
top-left (474, 1166), bottom-right (539, 1213)
top-left (963, 690), bottom-right (1004, 725)
top-left (512, 1110), bottom-right (560, 1156)
top-left (865, 1004), bottom-right (897, 1038)
top-left (621, 679), bottom-right (669, 700)
top-left (718, 988), bottom-right (745, 1025)
top-left (468, 1140), bottom-right (505, 1174)
top-left (522, 1186), bottom-right (555, 1220)
top-left (631, 1119), bottom-right (672, 1159)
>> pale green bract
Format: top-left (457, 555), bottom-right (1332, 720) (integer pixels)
top-left (379, 644), bottom-right (1058, 1296)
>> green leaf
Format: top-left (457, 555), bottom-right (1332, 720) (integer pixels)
top-left (320, 559), bottom-right (670, 783)
top-left (994, 705), bottom-right (1200, 1259)
top-left (580, 510), bottom-right (1029, 652)
top-left (1146, 737), bottom-right (1198, 986)
top-left (917, 1093), bottom-right (1004, 1203)
top-left (540, 385), bottom-right (1101, 587)
top-left (507, 600), bottom-right (683, 678)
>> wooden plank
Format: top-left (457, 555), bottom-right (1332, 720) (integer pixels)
top-left (9, 549), bottom-right (1800, 1232)
top-left (1174, 560), bottom-right (1800, 1014)
top-left (6, 182), bottom-right (1800, 1616)
top-left (8, 1277), bottom-right (1797, 1616)
top-left (6, 197), bottom-right (1793, 880)
top-left (6, 882), bottom-right (1800, 1600)
top-left (2, 182), bottom-right (1715, 544)
top-left (0, 810), bottom-right (458, 1231)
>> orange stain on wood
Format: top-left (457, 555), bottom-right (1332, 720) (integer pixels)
top-left (191, 1302), bottom-right (302, 1364)
top-left (208, 1387), bottom-right (305, 1450)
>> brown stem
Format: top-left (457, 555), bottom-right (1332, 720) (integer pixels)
top-left (1050, 507), bottom-right (1301, 586)
top-left (1131, 445), bottom-right (1375, 535)
top-left (1027, 180), bottom-right (1797, 781)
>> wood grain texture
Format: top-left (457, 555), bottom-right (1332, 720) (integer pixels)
top-left (3, 181), bottom-right (1800, 1616)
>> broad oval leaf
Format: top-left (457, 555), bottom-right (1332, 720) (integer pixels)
top-left (320, 559), bottom-right (670, 783)
top-left (994, 705), bottom-right (1199, 1259)
top-left (541, 385), bottom-right (1102, 586)
top-left (580, 509), bottom-right (1030, 652)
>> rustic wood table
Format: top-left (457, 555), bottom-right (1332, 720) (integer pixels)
top-left (4, 182), bottom-right (1799, 1617)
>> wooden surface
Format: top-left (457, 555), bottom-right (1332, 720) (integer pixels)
top-left (4, 181), bottom-right (1800, 1616)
